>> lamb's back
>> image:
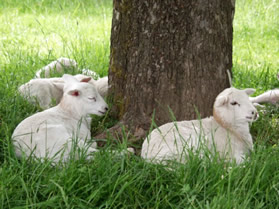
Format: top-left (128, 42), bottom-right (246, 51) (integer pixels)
top-left (141, 117), bottom-right (215, 162)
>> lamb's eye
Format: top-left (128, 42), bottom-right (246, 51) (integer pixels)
top-left (89, 97), bottom-right (96, 102)
top-left (230, 101), bottom-right (239, 106)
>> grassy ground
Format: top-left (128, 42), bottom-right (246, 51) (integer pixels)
top-left (0, 0), bottom-right (278, 208)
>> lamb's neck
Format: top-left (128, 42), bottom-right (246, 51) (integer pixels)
top-left (213, 110), bottom-right (253, 149)
top-left (230, 123), bottom-right (252, 145)
top-left (57, 98), bottom-right (87, 122)
top-left (56, 105), bottom-right (91, 130)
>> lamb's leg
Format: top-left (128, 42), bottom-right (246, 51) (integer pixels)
top-left (76, 140), bottom-right (98, 160)
top-left (250, 89), bottom-right (279, 104)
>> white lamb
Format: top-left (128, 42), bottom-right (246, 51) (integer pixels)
top-left (13, 74), bottom-right (108, 162)
top-left (19, 74), bottom-right (108, 109)
top-left (81, 68), bottom-right (100, 79)
top-left (35, 58), bottom-right (77, 78)
top-left (249, 74), bottom-right (279, 105)
top-left (18, 77), bottom-right (65, 109)
top-left (95, 76), bottom-right (108, 98)
top-left (141, 87), bottom-right (258, 164)
top-left (250, 89), bottom-right (279, 105)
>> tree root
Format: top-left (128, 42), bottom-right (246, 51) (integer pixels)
top-left (93, 121), bottom-right (149, 155)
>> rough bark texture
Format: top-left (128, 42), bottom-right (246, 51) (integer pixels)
top-left (104, 0), bottom-right (235, 142)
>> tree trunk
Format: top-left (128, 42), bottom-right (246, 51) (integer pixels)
top-left (100, 0), bottom-right (234, 144)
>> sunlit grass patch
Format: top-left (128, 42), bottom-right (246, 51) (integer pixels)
top-left (0, 0), bottom-right (111, 77)
top-left (233, 0), bottom-right (279, 91)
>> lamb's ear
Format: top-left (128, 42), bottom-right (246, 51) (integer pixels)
top-left (68, 89), bottom-right (80, 97)
top-left (215, 95), bottom-right (229, 107)
top-left (62, 74), bottom-right (79, 83)
top-left (244, 88), bottom-right (256, 96)
top-left (80, 76), bottom-right (91, 83)
top-left (53, 81), bottom-right (65, 90)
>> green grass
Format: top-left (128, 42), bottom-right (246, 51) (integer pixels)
top-left (0, 0), bottom-right (279, 208)
top-left (233, 0), bottom-right (279, 90)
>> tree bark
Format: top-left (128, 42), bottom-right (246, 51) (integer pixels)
top-left (98, 0), bottom-right (235, 144)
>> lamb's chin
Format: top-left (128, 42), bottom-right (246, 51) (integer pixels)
top-left (92, 111), bottom-right (105, 116)
top-left (245, 116), bottom-right (256, 123)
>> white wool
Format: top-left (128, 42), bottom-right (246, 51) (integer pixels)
top-left (81, 68), bottom-right (100, 79)
top-left (250, 89), bottom-right (279, 105)
top-left (141, 88), bottom-right (258, 164)
top-left (13, 74), bottom-right (108, 162)
top-left (75, 74), bottom-right (108, 98)
top-left (95, 76), bottom-right (108, 98)
top-left (19, 74), bottom-right (108, 109)
top-left (35, 58), bottom-right (77, 78)
top-left (18, 77), bottom-right (64, 109)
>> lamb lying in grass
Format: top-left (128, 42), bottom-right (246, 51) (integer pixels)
top-left (19, 74), bottom-right (108, 109)
top-left (35, 57), bottom-right (77, 78)
top-left (250, 89), bottom-right (279, 105)
top-left (95, 76), bottom-right (108, 98)
top-left (13, 74), bottom-right (108, 162)
top-left (82, 68), bottom-right (100, 79)
top-left (141, 87), bottom-right (258, 164)
top-left (18, 77), bottom-right (65, 109)
top-left (249, 74), bottom-right (279, 105)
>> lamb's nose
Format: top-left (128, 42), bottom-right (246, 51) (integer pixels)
top-left (251, 111), bottom-right (255, 115)
top-left (105, 107), bottom-right (109, 111)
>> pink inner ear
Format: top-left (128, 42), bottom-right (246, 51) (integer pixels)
top-left (71, 91), bottom-right (79, 96)
top-left (81, 77), bottom-right (91, 83)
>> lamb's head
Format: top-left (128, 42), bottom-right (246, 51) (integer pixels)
top-left (213, 88), bottom-right (258, 128)
top-left (61, 74), bottom-right (108, 117)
